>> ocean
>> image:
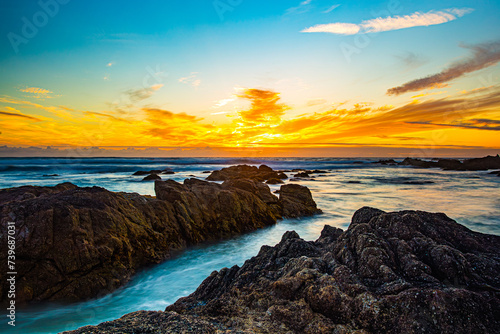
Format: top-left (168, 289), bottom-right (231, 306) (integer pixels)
top-left (1, 157), bottom-right (499, 333)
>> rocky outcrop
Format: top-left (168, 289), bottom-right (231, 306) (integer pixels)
top-left (206, 164), bottom-right (287, 182)
top-left (0, 178), bottom-right (319, 305)
top-left (69, 207), bottom-right (500, 333)
top-left (400, 155), bottom-right (500, 171)
top-left (133, 169), bottom-right (175, 176)
top-left (279, 184), bottom-right (322, 218)
top-left (142, 173), bottom-right (161, 181)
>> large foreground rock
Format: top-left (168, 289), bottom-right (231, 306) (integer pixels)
top-left (69, 207), bottom-right (500, 334)
top-left (0, 178), bottom-right (319, 304)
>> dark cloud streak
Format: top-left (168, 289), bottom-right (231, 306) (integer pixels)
top-left (387, 41), bottom-right (500, 96)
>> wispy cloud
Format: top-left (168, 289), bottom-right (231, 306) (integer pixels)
top-left (126, 84), bottom-right (163, 102)
top-left (387, 41), bottom-right (500, 95)
top-left (179, 72), bottom-right (201, 87)
top-left (286, 0), bottom-right (314, 15)
top-left (302, 8), bottom-right (473, 35)
top-left (20, 87), bottom-right (52, 95)
top-left (0, 110), bottom-right (42, 121)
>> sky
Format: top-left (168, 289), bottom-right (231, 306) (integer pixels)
top-left (0, 0), bottom-right (499, 157)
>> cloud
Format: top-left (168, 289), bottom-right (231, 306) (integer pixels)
top-left (307, 98), bottom-right (327, 107)
top-left (395, 52), bottom-right (428, 70)
top-left (302, 8), bottom-right (473, 34)
top-left (179, 72), bottom-right (201, 87)
top-left (126, 84), bottom-right (163, 102)
top-left (0, 110), bottom-right (41, 121)
top-left (323, 4), bottom-right (340, 14)
top-left (408, 118), bottom-right (500, 131)
top-left (387, 41), bottom-right (500, 95)
top-left (20, 87), bottom-right (52, 95)
top-left (286, 0), bottom-right (314, 15)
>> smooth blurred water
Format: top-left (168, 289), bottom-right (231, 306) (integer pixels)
top-left (0, 158), bottom-right (499, 333)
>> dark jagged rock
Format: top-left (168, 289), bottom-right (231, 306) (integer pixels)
top-left (279, 184), bottom-right (322, 218)
top-left (399, 158), bottom-right (436, 168)
top-left (142, 173), bottom-right (161, 181)
top-left (206, 164), bottom-right (287, 182)
top-left (266, 178), bottom-right (284, 184)
top-left (488, 170), bottom-right (500, 177)
top-left (0, 178), bottom-right (319, 305)
top-left (400, 155), bottom-right (500, 171)
top-left (133, 169), bottom-right (174, 176)
top-left (372, 159), bottom-right (397, 165)
top-left (72, 207), bottom-right (499, 333)
top-left (462, 155), bottom-right (500, 170)
top-left (133, 169), bottom-right (163, 175)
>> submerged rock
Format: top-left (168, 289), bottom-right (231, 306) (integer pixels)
top-left (0, 177), bottom-right (320, 305)
top-left (142, 173), bottom-right (161, 181)
top-left (69, 207), bottom-right (500, 333)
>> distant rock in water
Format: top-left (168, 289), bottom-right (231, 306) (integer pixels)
top-left (399, 155), bottom-right (500, 171)
top-left (489, 170), bottom-right (500, 177)
top-left (266, 178), bottom-right (284, 184)
top-left (133, 169), bottom-right (175, 176)
top-left (133, 169), bottom-right (163, 175)
top-left (206, 164), bottom-right (287, 182)
top-left (68, 207), bottom-right (500, 333)
top-left (0, 176), bottom-right (320, 305)
top-left (372, 159), bottom-right (397, 165)
top-left (142, 174), bottom-right (161, 181)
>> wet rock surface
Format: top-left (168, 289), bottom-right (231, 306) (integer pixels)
top-left (69, 207), bottom-right (500, 333)
top-left (0, 177), bottom-right (319, 305)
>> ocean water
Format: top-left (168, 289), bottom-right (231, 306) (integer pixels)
top-left (0, 157), bottom-right (499, 334)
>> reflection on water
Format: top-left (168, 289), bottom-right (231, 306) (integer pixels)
top-left (1, 159), bottom-right (499, 333)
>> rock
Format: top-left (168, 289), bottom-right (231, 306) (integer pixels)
top-left (206, 165), bottom-right (287, 182)
top-left (400, 156), bottom-right (500, 171)
top-left (436, 159), bottom-right (462, 170)
top-left (42, 174), bottom-right (59, 177)
top-left (372, 159), bottom-right (397, 165)
top-left (0, 178), bottom-right (319, 305)
top-left (162, 171), bottom-right (175, 175)
top-left (266, 178), bottom-right (284, 184)
top-left (462, 155), bottom-right (500, 170)
top-left (293, 172), bottom-right (310, 178)
top-left (278, 184), bottom-right (322, 218)
top-left (142, 174), bottom-right (161, 181)
top-left (74, 207), bottom-right (500, 333)
top-left (133, 170), bottom-right (163, 176)
top-left (399, 158), bottom-right (436, 168)
top-left (311, 170), bottom-right (328, 173)
top-left (488, 170), bottom-right (500, 176)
